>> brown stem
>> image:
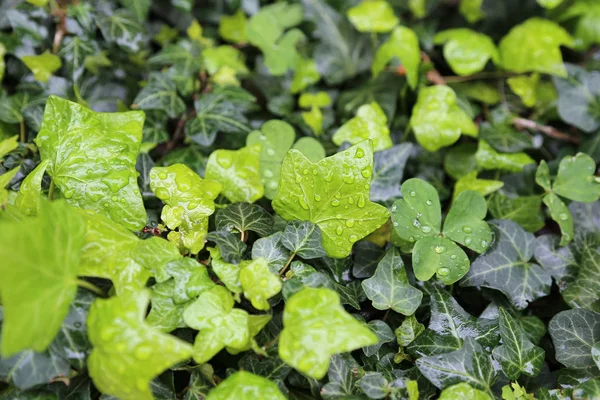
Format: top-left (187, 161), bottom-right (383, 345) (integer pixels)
top-left (52, 12), bottom-right (67, 53)
top-left (442, 71), bottom-right (520, 83)
top-left (512, 117), bottom-right (580, 144)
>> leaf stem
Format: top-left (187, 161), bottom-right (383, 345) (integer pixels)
top-left (76, 279), bottom-right (106, 296)
top-left (279, 253), bottom-right (296, 277)
top-left (512, 117), bottom-right (580, 144)
top-left (20, 120), bottom-right (26, 143)
top-left (48, 180), bottom-right (55, 201)
top-left (262, 334), bottom-right (280, 351)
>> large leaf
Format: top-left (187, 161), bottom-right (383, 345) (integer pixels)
top-left (549, 309), bottom-right (600, 369)
top-left (0, 201), bottom-right (84, 357)
top-left (87, 290), bottom-right (193, 400)
top-left (150, 164), bottom-right (222, 254)
top-left (120, 0), bottom-right (151, 21)
top-left (361, 248), bottom-right (423, 315)
top-left (36, 96), bottom-right (147, 231)
top-left (409, 85), bottom-right (478, 152)
top-left (205, 371), bottom-right (286, 400)
top-left (461, 220), bottom-right (552, 309)
top-left (499, 18), bottom-right (573, 77)
top-left (433, 29), bottom-right (498, 76)
top-left (332, 102), bottom-right (391, 152)
top-left (372, 26), bottom-right (421, 89)
top-left (554, 65), bottom-right (600, 133)
top-left (272, 140), bottom-right (389, 258)
top-left (278, 287), bottom-right (377, 379)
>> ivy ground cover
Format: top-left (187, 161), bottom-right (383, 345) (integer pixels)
top-left (1, 0), bottom-right (600, 399)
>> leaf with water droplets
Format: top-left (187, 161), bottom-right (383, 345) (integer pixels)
top-left (205, 144), bottom-right (264, 203)
top-left (443, 190), bottom-right (492, 253)
top-left (272, 140), bottom-right (389, 258)
top-left (35, 96), bottom-right (147, 231)
top-left (87, 290), bottom-right (192, 400)
top-left (146, 280), bottom-right (192, 333)
top-left (279, 287), bottom-right (378, 379)
top-left (362, 248), bottom-right (422, 315)
top-left (493, 308), bottom-right (545, 379)
top-left (549, 309), bottom-right (600, 369)
top-left (461, 220), bottom-right (552, 310)
top-left (239, 258), bottom-right (282, 311)
top-left (251, 232), bottom-right (292, 273)
top-left (161, 258), bottom-right (215, 304)
top-left (205, 371), bottom-right (286, 400)
top-left (151, 164), bottom-right (222, 254)
top-left (433, 29), bottom-right (499, 76)
top-left (246, 120), bottom-right (296, 199)
top-left (409, 85), bottom-right (478, 152)
top-left (216, 202), bottom-right (273, 237)
top-left (391, 178), bottom-right (442, 242)
top-left (280, 220), bottom-right (327, 259)
top-left (0, 201), bottom-right (85, 357)
top-left (332, 102), bottom-right (392, 152)
top-left (396, 315), bottom-right (425, 347)
top-left (183, 286), bottom-right (250, 364)
top-left (413, 236), bottom-right (470, 284)
top-left (543, 193), bottom-right (573, 246)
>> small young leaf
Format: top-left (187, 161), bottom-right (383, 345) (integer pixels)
top-left (219, 10), bottom-right (248, 44)
top-left (543, 192), bottom-right (573, 246)
top-left (205, 371), bottom-right (285, 400)
top-left (372, 26), bottom-right (421, 89)
top-left (346, 0), bottom-right (398, 33)
top-left (433, 29), bottom-right (498, 76)
top-left (507, 74), bottom-right (539, 107)
top-left (475, 140), bottom-right (535, 172)
top-left (239, 258), bottom-right (282, 310)
top-left (554, 64), bottom-right (600, 133)
top-left (552, 153), bottom-right (600, 203)
top-left (251, 232), bottom-right (292, 272)
top-left (15, 159), bottom-right (48, 216)
top-left (162, 258), bottom-right (215, 304)
top-left (133, 72), bottom-right (185, 118)
top-left (332, 102), bottom-right (392, 152)
top-left (439, 383), bottom-right (492, 400)
top-left (146, 280), bottom-right (191, 332)
top-left (290, 57), bottom-right (320, 94)
top-left (20, 51), bottom-right (62, 83)
top-left (396, 315), bottom-right (425, 347)
top-left (549, 309), bottom-right (600, 369)
top-left (279, 287), bottom-right (377, 379)
top-left (216, 202), bottom-right (273, 237)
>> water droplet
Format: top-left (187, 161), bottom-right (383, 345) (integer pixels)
top-left (324, 171), bottom-right (333, 182)
top-left (481, 240), bottom-right (488, 248)
top-left (346, 219), bottom-right (355, 227)
top-left (450, 254), bottom-right (457, 260)
top-left (391, 205), bottom-right (397, 212)
top-left (349, 234), bottom-right (358, 243)
top-left (361, 167), bottom-right (372, 178)
top-left (266, 148), bottom-right (275, 156)
top-left (421, 226), bottom-right (431, 233)
top-left (426, 200), bottom-right (432, 206)
top-left (298, 196), bottom-right (309, 210)
top-left (348, 196), bottom-right (354, 205)
top-left (133, 189), bottom-right (139, 195)
top-left (336, 214), bottom-right (342, 219)
top-left (103, 202), bottom-right (109, 208)
top-left (74, 322), bottom-right (82, 328)
top-left (302, 168), bottom-right (309, 175)
top-left (465, 237), bottom-right (472, 245)
top-left (559, 213), bottom-right (568, 221)
top-left (216, 153), bottom-right (233, 168)
top-left (434, 245), bottom-right (446, 254)
top-left (336, 226), bottom-right (343, 235)
top-left (295, 175), bottom-right (303, 183)
top-left (437, 267), bottom-right (450, 276)
top-left (408, 236), bottom-right (415, 242)
top-left (343, 174), bottom-right (355, 184)
top-left (355, 147), bottom-right (365, 158)
top-left (393, 221), bottom-right (399, 227)
top-left (331, 199), bottom-right (340, 207)
top-left (111, 196), bottom-right (118, 202)
top-left (312, 169), bottom-right (318, 175)
top-left (155, 187), bottom-right (169, 199)
top-left (264, 170), bottom-right (274, 178)
top-left (63, 189), bottom-right (75, 199)
top-left (409, 191), bottom-right (416, 197)
top-left (188, 201), bottom-right (199, 210)
top-left (314, 194), bottom-right (321, 202)
top-left (462, 226), bottom-right (472, 233)
top-left (24, 208), bottom-right (32, 216)
top-left (357, 195), bottom-right (365, 208)
top-left (412, 219), bottom-right (421, 228)
top-left (364, 184), bottom-right (370, 190)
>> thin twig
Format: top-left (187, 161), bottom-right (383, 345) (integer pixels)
top-left (513, 117), bottom-right (580, 144)
top-left (52, 11), bottom-right (67, 53)
top-left (442, 71), bottom-right (520, 83)
top-left (19, 120), bottom-right (26, 143)
top-left (76, 279), bottom-right (106, 297)
top-left (279, 253), bottom-right (296, 277)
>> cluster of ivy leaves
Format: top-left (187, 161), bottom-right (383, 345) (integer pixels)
top-left (1, 0), bottom-right (600, 398)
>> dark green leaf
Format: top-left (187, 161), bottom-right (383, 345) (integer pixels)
top-left (549, 309), bottom-right (600, 369)
top-left (216, 203), bottom-right (273, 237)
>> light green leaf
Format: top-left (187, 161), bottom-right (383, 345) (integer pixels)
top-left (272, 141), bottom-right (390, 258)
top-left (281, 220), bottom-right (327, 259)
top-left (552, 153), bottom-right (600, 203)
top-left (20, 51), bottom-right (62, 83)
top-left (133, 72), bottom-right (185, 118)
top-left (183, 286), bottom-right (250, 364)
top-left (561, 0), bottom-right (600, 50)
top-left (0, 167), bottom-right (19, 204)
top-left (120, 0), bottom-right (151, 21)
top-left (543, 193), bottom-right (573, 246)
top-left (507, 74), bottom-right (539, 107)
top-left (499, 18), bottom-right (574, 77)
top-left (0, 43), bottom-right (5, 83)
top-left (333, 102), bottom-right (392, 152)
top-left (150, 164), bottom-right (222, 254)
top-left (395, 315), bottom-right (425, 347)
top-left (207, 246), bottom-right (243, 293)
top-left (535, 160), bottom-right (552, 192)
top-left (0, 201), bottom-right (84, 357)
top-left (36, 96), bottom-right (147, 231)
top-left (15, 159), bottom-right (49, 216)
top-left (453, 171), bottom-right (503, 202)
top-left (443, 190), bottom-right (493, 253)
top-left (291, 57), bottom-right (321, 94)
top-left (239, 258), bottom-right (282, 310)
top-left (409, 85), bottom-right (478, 152)
top-left (391, 178), bottom-right (442, 241)
top-left (146, 280), bottom-right (191, 332)
top-left (501, 382), bottom-right (536, 400)
top-left (538, 0), bottom-right (564, 8)
top-left (299, 91), bottom-right (332, 109)
top-left (246, 120), bottom-right (296, 199)
top-left (206, 371), bottom-right (285, 400)
top-left (493, 308), bottom-right (545, 379)
top-left (433, 29), bottom-right (498, 76)
top-left (549, 308), bottom-right (600, 369)
top-left (346, 0), bottom-right (398, 33)
top-left (301, 106), bottom-right (324, 135)
top-left (162, 258), bottom-right (215, 304)
top-left (459, 0), bottom-right (484, 23)
top-left (87, 290), bottom-right (193, 400)
top-left (416, 338), bottom-right (496, 393)
top-left (292, 137), bottom-right (327, 162)
top-left (79, 212), bottom-right (182, 292)
top-left (226, 314), bottom-right (272, 354)
top-left (362, 248), bottom-right (423, 315)
top-left (279, 287), bottom-right (378, 379)
top-left (450, 82), bottom-right (501, 105)
top-left (439, 383), bottom-right (492, 400)
top-left (461, 220), bottom-right (552, 309)
top-left (408, 0), bottom-right (426, 18)
top-left (216, 203), bottom-right (273, 237)
top-left (475, 140), bottom-right (535, 172)
top-left (372, 26), bottom-right (420, 89)
top-left (488, 193), bottom-right (545, 232)
top-left (218, 10), bottom-right (248, 44)
top-left (203, 46), bottom-right (249, 77)
top-left (0, 134), bottom-right (19, 158)
top-left (412, 236), bottom-right (470, 284)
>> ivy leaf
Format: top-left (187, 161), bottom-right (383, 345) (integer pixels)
top-left (87, 290), bottom-right (193, 400)
top-left (207, 245), bottom-right (242, 293)
top-left (133, 72), bottom-right (185, 118)
top-left (361, 248), bottom-right (423, 315)
top-left (396, 315), bottom-right (425, 347)
top-left (475, 140), bottom-right (535, 172)
top-left (364, 320), bottom-right (395, 357)
top-left (439, 383), bottom-right (492, 400)
top-left (0, 201), bottom-right (84, 357)
top-left (370, 143), bottom-right (413, 202)
top-left (272, 140), bottom-right (389, 258)
top-left (554, 65), bottom-right (600, 133)
top-left (206, 231), bottom-right (247, 265)
top-left (252, 232), bottom-right (292, 272)
top-left (0, 346), bottom-right (70, 390)
top-left (332, 102), bottom-right (392, 152)
top-left (552, 153), bottom-right (600, 203)
top-left (36, 96), bottom-right (147, 231)
top-left (205, 145), bottom-right (264, 203)
top-left (15, 159), bottom-right (48, 216)
top-left (291, 57), bottom-right (321, 94)
top-left (561, 0), bottom-right (600, 50)
top-left (409, 85), bottom-right (478, 152)
top-left (372, 26), bottom-right (421, 89)
top-left (488, 193), bottom-right (545, 233)
top-left (216, 203), bottom-right (273, 237)
top-left (183, 286), bottom-right (250, 364)
top-left (453, 171), bottom-right (504, 201)
top-left (205, 371), bottom-right (285, 400)
top-left (146, 280), bottom-right (191, 332)
top-left (150, 164), bottom-right (222, 254)
top-left (279, 287), bottom-right (377, 379)
top-left (281, 220), bottom-right (327, 259)
top-left (162, 258), bottom-right (215, 304)
top-left (416, 338), bottom-right (496, 394)
top-left (346, 0), bottom-right (398, 33)
top-left (433, 29), bottom-right (498, 76)
top-left (459, 0), bottom-right (484, 23)
top-left (97, 9), bottom-right (146, 53)
top-left (507, 74), bottom-right (539, 108)
top-left (239, 258), bottom-right (282, 310)
top-left (493, 308), bottom-right (545, 379)
top-left (20, 51), bottom-right (62, 83)
top-left (120, 0), bottom-right (151, 21)
top-left (549, 309), bottom-right (600, 369)
top-left (246, 120), bottom-right (296, 199)
top-left (499, 18), bottom-right (573, 77)
top-left (219, 10), bottom-right (248, 44)
top-left (461, 220), bottom-right (552, 309)
top-left (538, 0), bottom-right (564, 8)
top-left (321, 354), bottom-right (363, 398)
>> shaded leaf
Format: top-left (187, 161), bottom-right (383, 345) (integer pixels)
top-left (216, 203), bottom-right (273, 237)
top-left (281, 220), bottom-right (327, 259)
top-left (549, 308), bottom-right (600, 369)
